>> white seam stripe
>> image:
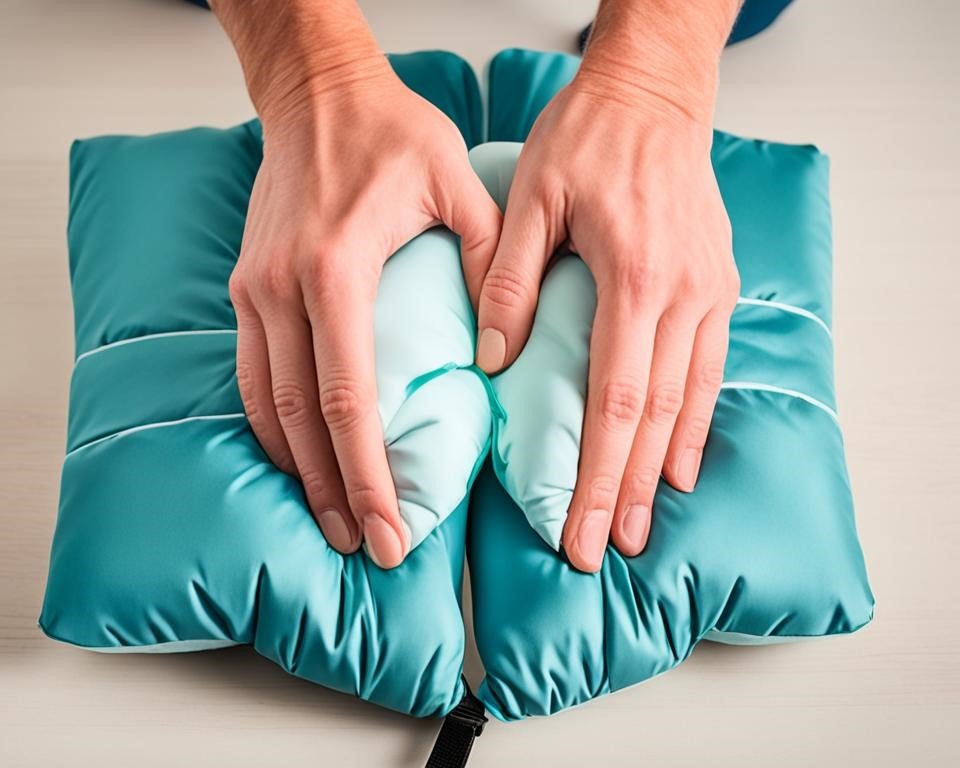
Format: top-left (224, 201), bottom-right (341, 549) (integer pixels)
top-left (720, 381), bottom-right (838, 422)
top-left (66, 305), bottom-right (838, 454)
top-left (72, 299), bottom-right (829, 365)
top-left (75, 329), bottom-right (237, 364)
top-left (66, 413), bottom-right (247, 458)
top-left (65, 382), bottom-right (837, 458)
top-left (735, 297), bottom-right (832, 338)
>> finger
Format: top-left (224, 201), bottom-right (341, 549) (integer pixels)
top-left (307, 276), bottom-right (406, 570)
top-left (259, 304), bottom-right (360, 554)
top-left (662, 307), bottom-right (730, 493)
top-left (474, 181), bottom-right (561, 374)
top-left (611, 308), bottom-right (700, 557)
top-left (562, 293), bottom-right (658, 572)
top-left (432, 154), bottom-right (503, 310)
top-left (230, 278), bottom-right (296, 476)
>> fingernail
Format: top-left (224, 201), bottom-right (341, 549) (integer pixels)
top-left (317, 509), bottom-right (354, 552)
top-left (576, 509), bottom-right (610, 570)
top-left (621, 504), bottom-right (651, 553)
top-left (476, 328), bottom-right (506, 373)
top-left (677, 448), bottom-right (703, 492)
top-left (363, 516), bottom-right (405, 569)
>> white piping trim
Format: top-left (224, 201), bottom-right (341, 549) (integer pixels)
top-left (66, 413), bottom-right (247, 458)
top-left (75, 329), bottom-right (237, 364)
top-left (64, 384), bottom-right (837, 457)
top-left (736, 297), bottom-right (832, 339)
top-left (71, 300), bottom-right (828, 366)
top-left (720, 381), bottom-right (838, 422)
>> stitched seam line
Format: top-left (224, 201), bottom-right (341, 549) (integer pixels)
top-left (735, 297), bottom-right (832, 338)
top-left (75, 329), bottom-right (237, 364)
top-left (71, 298), bottom-right (829, 366)
top-left (720, 381), bottom-right (838, 422)
top-left (65, 413), bottom-right (247, 458)
top-left (63, 383), bottom-right (837, 461)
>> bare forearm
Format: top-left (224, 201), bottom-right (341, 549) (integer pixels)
top-left (209, 0), bottom-right (388, 123)
top-left (581, 0), bottom-right (742, 122)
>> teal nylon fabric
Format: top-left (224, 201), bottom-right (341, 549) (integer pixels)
top-left (40, 47), bottom-right (873, 724)
top-left (468, 49), bottom-right (873, 721)
top-left (41, 51), bottom-right (489, 718)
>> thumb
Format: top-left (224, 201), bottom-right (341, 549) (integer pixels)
top-left (433, 155), bottom-right (503, 310)
top-left (474, 195), bottom-right (557, 374)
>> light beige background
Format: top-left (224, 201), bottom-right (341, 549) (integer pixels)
top-left (1, 0), bottom-right (957, 765)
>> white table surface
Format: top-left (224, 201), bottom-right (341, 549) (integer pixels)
top-left (1, 0), bottom-right (957, 765)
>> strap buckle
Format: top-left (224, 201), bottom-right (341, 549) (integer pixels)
top-left (425, 683), bottom-right (488, 768)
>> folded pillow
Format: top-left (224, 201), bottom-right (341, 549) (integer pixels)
top-left (39, 45), bottom-right (875, 733)
top-left (39, 51), bottom-right (490, 718)
top-left (467, 49), bottom-right (874, 721)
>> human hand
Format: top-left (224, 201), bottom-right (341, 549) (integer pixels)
top-left (217, 3), bottom-right (500, 567)
top-left (471, 2), bottom-right (740, 572)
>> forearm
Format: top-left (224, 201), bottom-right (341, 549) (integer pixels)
top-left (580, 0), bottom-right (742, 123)
top-left (209, 0), bottom-right (389, 123)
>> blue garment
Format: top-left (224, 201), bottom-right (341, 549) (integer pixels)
top-left (579, 1), bottom-right (794, 51)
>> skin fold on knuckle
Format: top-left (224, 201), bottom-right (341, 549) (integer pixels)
top-left (298, 466), bottom-right (332, 507)
top-left (622, 462), bottom-right (661, 503)
top-left (695, 360), bottom-right (725, 395)
top-left (679, 412), bottom-right (712, 451)
top-left (254, 256), bottom-right (300, 304)
top-left (646, 378), bottom-right (685, 425)
top-left (272, 380), bottom-right (314, 429)
top-left (345, 484), bottom-right (395, 525)
top-left (317, 376), bottom-right (366, 433)
top-left (616, 259), bottom-right (663, 306)
top-left (234, 359), bottom-right (259, 404)
top-left (596, 377), bottom-right (645, 431)
top-left (580, 474), bottom-right (621, 515)
top-left (228, 271), bottom-right (251, 307)
top-left (481, 264), bottom-right (532, 312)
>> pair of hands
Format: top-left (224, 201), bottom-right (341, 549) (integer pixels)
top-left (226, 18), bottom-right (739, 572)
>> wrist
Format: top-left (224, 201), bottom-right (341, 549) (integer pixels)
top-left (579, 0), bottom-right (737, 125)
top-left (212, 0), bottom-right (393, 129)
top-left (255, 49), bottom-right (393, 132)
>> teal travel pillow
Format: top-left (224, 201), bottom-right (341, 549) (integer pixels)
top-left (467, 50), bottom-right (874, 721)
top-left (40, 51), bottom-right (491, 718)
top-left (40, 48), bottom-right (873, 730)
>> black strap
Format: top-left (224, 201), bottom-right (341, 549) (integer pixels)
top-left (425, 684), bottom-right (488, 768)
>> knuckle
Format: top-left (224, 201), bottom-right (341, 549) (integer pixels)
top-left (696, 361), bottom-right (725, 393)
top-left (318, 377), bottom-right (365, 432)
top-left (684, 413), bottom-right (713, 446)
top-left (481, 264), bottom-right (532, 311)
top-left (618, 260), bottom-right (662, 304)
top-left (679, 267), bottom-right (714, 301)
top-left (531, 166), bottom-right (565, 200)
top-left (235, 359), bottom-right (257, 401)
top-left (272, 381), bottom-right (313, 428)
top-left (725, 265), bottom-right (742, 299)
top-left (626, 463), bottom-right (661, 495)
top-left (228, 270), bottom-right (250, 306)
top-left (299, 467), bottom-right (330, 502)
top-left (598, 377), bottom-right (645, 429)
top-left (274, 455), bottom-right (297, 477)
top-left (347, 486), bottom-right (389, 521)
top-left (718, 214), bottom-right (734, 247)
top-left (646, 379), bottom-right (685, 424)
top-left (587, 474), bottom-right (621, 504)
top-left (257, 257), bottom-right (297, 300)
top-left (308, 251), bottom-right (372, 304)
